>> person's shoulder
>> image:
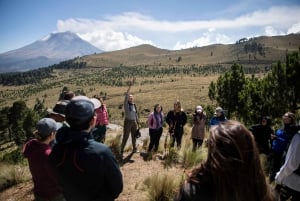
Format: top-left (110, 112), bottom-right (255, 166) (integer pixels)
top-left (250, 124), bottom-right (261, 129)
top-left (89, 140), bottom-right (114, 154)
top-left (293, 132), bottom-right (300, 140)
top-left (167, 110), bottom-right (173, 115)
top-left (210, 116), bottom-right (217, 121)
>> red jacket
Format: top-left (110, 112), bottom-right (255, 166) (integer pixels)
top-left (23, 139), bottom-right (62, 199)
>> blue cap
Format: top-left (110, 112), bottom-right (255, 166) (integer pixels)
top-left (65, 96), bottom-right (95, 126)
top-left (36, 118), bottom-right (59, 138)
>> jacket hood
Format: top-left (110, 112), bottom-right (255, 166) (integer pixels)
top-left (55, 126), bottom-right (92, 145)
top-left (23, 139), bottom-right (49, 158)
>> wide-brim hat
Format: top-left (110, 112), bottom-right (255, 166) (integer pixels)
top-left (90, 98), bottom-right (101, 109)
top-left (47, 100), bottom-right (70, 117)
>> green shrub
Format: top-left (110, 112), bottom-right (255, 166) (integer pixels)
top-left (162, 148), bottom-right (179, 169)
top-left (143, 173), bottom-right (181, 201)
top-left (1, 148), bottom-right (24, 164)
top-left (179, 146), bottom-right (205, 168)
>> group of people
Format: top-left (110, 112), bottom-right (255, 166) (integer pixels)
top-left (123, 79), bottom-right (299, 201)
top-left (23, 92), bottom-right (122, 201)
top-left (22, 84), bottom-right (299, 201)
top-left (175, 113), bottom-right (300, 201)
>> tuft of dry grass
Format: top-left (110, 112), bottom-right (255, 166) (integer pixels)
top-left (142, 172), bottom-right (183, 201)
top-left (0, 163), bottom-right (31, 191)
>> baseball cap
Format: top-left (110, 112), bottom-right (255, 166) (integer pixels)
top-left (65, 96), bottom-right (97, 127)
top-left (36, 118), bottom-right (60, 138)
top-left (215, 107), bottom-right (223, 113)
top-left (47, 100), bottom-right (70, 117)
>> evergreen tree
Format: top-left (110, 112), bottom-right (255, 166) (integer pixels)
top-left (215, 63), bottom-right (246, 119)
top-left (8, 101), bottom-right (29, 146)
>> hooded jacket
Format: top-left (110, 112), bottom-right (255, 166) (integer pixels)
top-left (23, 139), bottom-right (63, 199)
top-left (49, 127), bottom-right (123, 201)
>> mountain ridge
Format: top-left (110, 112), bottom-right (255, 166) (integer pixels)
top-left (1, 33), bottom-right (299, 73)
top-left (76, 33), bottom-right (300, 69)
top-left (0, 31), bottom-right (102, 72)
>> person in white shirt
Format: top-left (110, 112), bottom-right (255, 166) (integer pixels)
top-left (275, 132), bottom-right (300, 201)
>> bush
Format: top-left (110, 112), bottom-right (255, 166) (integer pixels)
top-left (162, 148), bottom-right (179, 169)
top-left (1, 148), bottom-right (24, 164)
top-left (179, 146), bottom-right (205, 169)
top-left (143, 173), bottom-right (181, 201)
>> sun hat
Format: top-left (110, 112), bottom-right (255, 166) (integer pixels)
top-left (47, 100), bottom-right (70, 117)
top-left (36, 118), bottom-right (60, 138)
top-left (90, 98), bottom-right (101, 109)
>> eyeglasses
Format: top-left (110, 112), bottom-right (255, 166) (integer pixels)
top-left (283, 114), bottom-right (291, 118)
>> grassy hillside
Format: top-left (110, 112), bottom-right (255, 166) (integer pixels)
top-left (0, 34), bottom-right (299, 125)
top-left (75, 33), bottom-right (300, 68)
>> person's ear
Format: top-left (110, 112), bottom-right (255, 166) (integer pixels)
top-left (89, 115), bottom-right (97, 127)
top-left (49, 132), bottom-right (56, 140)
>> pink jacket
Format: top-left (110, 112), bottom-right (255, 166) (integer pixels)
top-left (95, 105), bottom-right (109, 126)
top-left (147, 112), bottom-right (164, 129)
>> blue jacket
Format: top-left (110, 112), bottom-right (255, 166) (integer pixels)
top-left (271, 126), bottom-right (295, 154)
top-left (209, 116), bottom-right (227, 127)
top-left (49, 127), bottom-right (123, 201)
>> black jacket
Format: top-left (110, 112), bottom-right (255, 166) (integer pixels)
top-left (166, 110), bottom-right (187, 132)
top-left (49, 127), bottom-right (123, 201)
top-left (249, 124), bottom-right (273, 154)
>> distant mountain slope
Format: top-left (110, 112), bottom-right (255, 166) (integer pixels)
top-left (0, 31), bottom-right (102, 72)
top-left (76, 34), bottom-right (300, 68)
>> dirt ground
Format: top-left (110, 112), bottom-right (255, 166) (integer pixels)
top-left (0, 127), bottom-right (186, 201)
top-left (0, 152), bottom-right (185, 201)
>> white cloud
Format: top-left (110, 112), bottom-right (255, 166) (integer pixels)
top-left (78, 30), bottom-right (154, 51)
top-left (56, 6), bottom-right (300, 51)
top-left (264, 26), bottom-right (280, 36)
top-left (287, 22), bottom-right (300, 34)
top-left (173, 32), bottom-right (232, 50)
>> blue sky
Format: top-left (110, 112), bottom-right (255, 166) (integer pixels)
top-left (1, 0), bottom-right (300, 53)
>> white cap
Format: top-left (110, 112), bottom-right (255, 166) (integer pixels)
top-left (196, 105), bottom-right (203, 112)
